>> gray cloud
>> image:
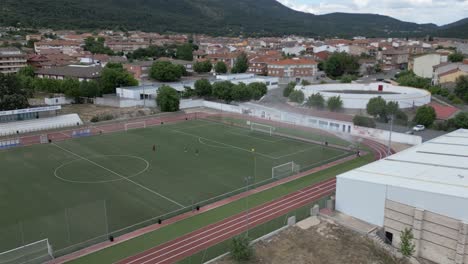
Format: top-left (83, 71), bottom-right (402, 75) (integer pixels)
top-left (276, 0), bottom-right (468, 25)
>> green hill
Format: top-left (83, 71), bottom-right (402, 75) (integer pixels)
top-left (0, 0), bottom-right (465, 38)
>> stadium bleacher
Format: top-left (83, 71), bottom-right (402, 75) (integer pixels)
top-left (0, 114), bottom-right (83, 137)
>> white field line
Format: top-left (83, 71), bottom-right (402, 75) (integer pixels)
top-left (141, 184), bottom-right (336, 264)
top-left (227, 131), bottom-right (283, 143)
top-left (300, 152), bottom-right (351, 171)
top-left (123, 179), bottom-right (336, 264)
top-left (172, 129), bottom-right (277, 159)
top-left (273, 145), bottom-right (320, 159)
top-left (52, 143), bottom-right (185, 208)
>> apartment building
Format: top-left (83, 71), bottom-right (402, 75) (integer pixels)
top-left (0, 47), bottom-right (27, 74)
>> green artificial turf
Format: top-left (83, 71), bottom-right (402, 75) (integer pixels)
top-left (0, 118), bottom-right (351, 260)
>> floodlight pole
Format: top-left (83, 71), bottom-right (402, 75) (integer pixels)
top-left (387, 114), bottom-right (394, 157)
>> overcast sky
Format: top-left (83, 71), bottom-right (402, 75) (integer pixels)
top-left (276, 0), bottom-right (468, 25)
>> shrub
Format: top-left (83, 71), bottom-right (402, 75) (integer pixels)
top-left (230, 236), bottom-right (254, 262)
top-left (399, 228), bottom-right (416, 257)
top-left (353, 115), bottom-right (376, 128)
top-left (413, 105), bottom-right (436, 127)
top-left (283, 82), bottom-right (296, 97)
top-left (288, 90), bottom-right (305, 103)
top-left (301, 79), bottom-right (311, 86)
top-left (306, 93), bottom-right (325, 109)
top-left (327, 96), bottom-right (343, 111)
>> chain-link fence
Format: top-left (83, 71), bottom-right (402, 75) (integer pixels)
top-left (178, 196), bottom-right (330, 264)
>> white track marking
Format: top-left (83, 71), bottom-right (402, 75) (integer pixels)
top-left (52, 143), bottom-right (185, 208)
top-left (123, 180), bottom-right (336, 264)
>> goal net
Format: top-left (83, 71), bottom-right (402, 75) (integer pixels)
top-left (272, 161), bottom-right (300, 179)
top-left (0, 239), bottom-right (53, 264)
top-left (124, 121), bottom-right (146, 131)
top-left (250, 122), bottom-right (275, 136)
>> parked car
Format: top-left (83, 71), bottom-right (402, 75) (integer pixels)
top-left (413, 125), bottom-right (425, 131)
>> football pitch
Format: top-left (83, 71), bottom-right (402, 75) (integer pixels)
top-left (0, 117), bottom-right (352, 257)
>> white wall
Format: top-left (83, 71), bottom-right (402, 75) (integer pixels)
top-left (44, 97), bottom-right (73, 105)
top-left (413, 54), bottom-right (442, 78)
top-left (336, 177), bottom-right (387, 226)
top-left (387, 186), bottom-right (468, 223)
top-left (352, 126), bottom-right (423, 145)
top-left (299, 82), bottom-right (431, 109)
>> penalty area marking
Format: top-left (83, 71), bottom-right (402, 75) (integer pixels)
top-left (52, 143), bottom-right (185, 208)
top-left (54, 155), bottom-right (150, 184)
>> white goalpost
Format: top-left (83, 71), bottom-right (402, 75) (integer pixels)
top-left (272, 161), bottom-right (300, 179)
top-left (249, 122), bottom-right (275, 136)
top-left (124, 121), bottom-right (146, 131)
top-left (0, 239), bottom-right (53, 264)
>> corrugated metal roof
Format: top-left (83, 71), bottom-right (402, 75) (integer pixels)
top-left (337, 129), bottom-right (468, 199)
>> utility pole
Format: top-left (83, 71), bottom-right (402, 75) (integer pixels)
top-left (387, 114), bottom-right (394, 157)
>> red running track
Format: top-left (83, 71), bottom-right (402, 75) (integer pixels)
top-left (117, 178), bottom-right (336, 264)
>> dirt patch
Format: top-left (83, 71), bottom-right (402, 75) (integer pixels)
top-left (214, 220), bottom-right (410, 264)
top-left (58, 104), bottom-right (158, 123)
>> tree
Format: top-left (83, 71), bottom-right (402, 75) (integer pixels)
top-left (396, 71), bottom-right (431, 89)
top-left (212, 81), bottom-right (234, 103)
top-left (386, 101), bottom-right (400, 116)
top-left (454, 75), bottom-right (468, 102)
top-left (156, 85), bottom-right (180, 112)
top-left (18, 65), bottom-right (35, 77)
top-left (230, 236), bottom-right (254, 262)
top-left (366, 97), bottom-right (388, 121)
top-left (231, 53), bottom-right (249, 73)
top-left (340, 74), bottom-right (356, 83)
top-left (194, 79), bottom-right (212, 97)
top-left (353, 115), bottom-right (376, 128)
top-left (327, 96), bottom-right (343, 111)
top-left (231, 83), bottom-right (252, 102)
top-left (84, 37), bottom-right (114, 55)
top-left (449, 112), bottom-right (468, 129)
top-left (288, 90), bottom-right (305, 103)
top-left (80, 80), bottom-right (101, 98)
top-left (100, 63), bottom-right (138, 94)
top-left (399, 228), bottom-right (416, 257)
top-left (248, 82), bottom-right (267, 100)
top-left (0, 94), bottom-right (29, 111)
top-left (306, 93), bottom-right (325, 109)
top-left (193, 60), bottom-right (212, 73)
top-left (283, 82), bottom-right (296, 97)
top-left (448, 52), bottom-right (464, 62)
top-left (62, 78), bottom-right (81, 101)
top-left (150, 61), bottom-right (183, 82)
top-left (324, 52), bottom-right (360, 78)
top-left (176, 43), bottom-right (194, 61)
top-left (214, 61), bottom-right (228, 74)
top-left (413, 105), bottom-right (436, 127)
top-left (0, 73), bottom-right (30, 111)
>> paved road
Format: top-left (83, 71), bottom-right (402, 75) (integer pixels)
top-left (375, 122), bottom-right (446, 142)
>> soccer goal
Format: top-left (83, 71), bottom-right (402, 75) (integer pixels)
top-left (124, 121), bottom-right (146, 131)
top-left (272, 161), bottom-right (300, 179)
top-left (250, 122), bottom-right (275, 136)
top-left (0, 239), bottom-right (53, 264)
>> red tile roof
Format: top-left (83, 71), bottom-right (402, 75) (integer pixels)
top-left (269, 58), bottom-right (317, 66)
top-left (428, 102), bottom-right (459, 120)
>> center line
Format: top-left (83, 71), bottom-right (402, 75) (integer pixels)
top-left (52, 143), bottom-right (185, 208)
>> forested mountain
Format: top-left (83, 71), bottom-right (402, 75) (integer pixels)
top-left (0, 0), bottom-right (466, 38)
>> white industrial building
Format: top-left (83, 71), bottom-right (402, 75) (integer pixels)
top-left (336, 129), bottom-right (468, 264)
